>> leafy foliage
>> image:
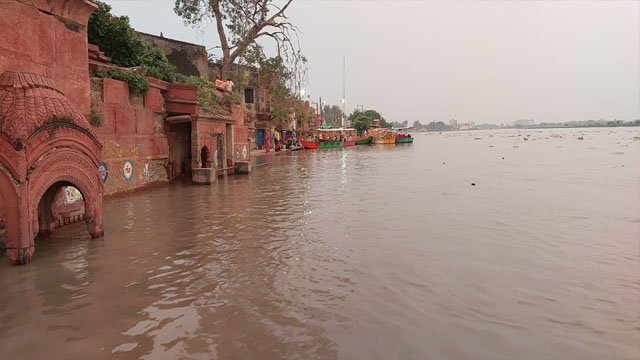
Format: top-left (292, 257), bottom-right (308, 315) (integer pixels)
top-left (175, 73), bottom-right (207, 85)
top-left (389, 120), bottom-right (409, 128)
top-left (350, 113), bottom-right (372, 133)
top-left (257, 57), bottom-right (302, 127)
top-left (349, 108), bottom-right (391, 132)
top-left (90, 111), bottom-right (105, 127)
top-left (173, 0), bottom-right (306, 93)
top-left (89, 1), bottom-right (175, 82)
top-left (96, 69), bottom-right (149, 95)
top-left (322, 105), bottom-right (344, 127)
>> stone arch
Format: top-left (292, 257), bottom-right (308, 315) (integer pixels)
top-left (27, 148), bottom-right (103, 244)
top-left (0, 71), bottom-right (104, 264)
top-left (35, 182), bottom-right (86, 239)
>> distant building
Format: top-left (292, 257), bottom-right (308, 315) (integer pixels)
top-left (449, 119), bottom-right (458, 129)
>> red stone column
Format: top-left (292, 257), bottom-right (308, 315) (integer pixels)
top-left (6, 194), bottom-right (35, 265)
top-left (84, 197), bottom-right (104, 238)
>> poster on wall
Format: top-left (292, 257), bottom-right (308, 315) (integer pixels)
top-left (123, 160), bottom-right (134, 181)
top-left (242, 145), bottom-right (248, 159)
top-left (98, 163), bottom-right (109, 184)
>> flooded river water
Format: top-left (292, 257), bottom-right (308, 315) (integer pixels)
top-left (0, 128), bottom-right (638, 359)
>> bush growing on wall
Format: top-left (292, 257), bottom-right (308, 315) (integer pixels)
top-left (90, 111), bottom-right (105, 127)
top-left (88, 1), bottom-right (175, 82)
top-left (96, 69), bottom-right (149, 95)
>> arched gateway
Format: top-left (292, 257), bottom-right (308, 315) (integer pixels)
top-left (0, 71), bottom-right (104, 264)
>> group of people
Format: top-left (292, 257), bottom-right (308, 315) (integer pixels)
top-left (273, 130), bottom-right (301, 151)
top-left (312, 132), bottom-right (353, 143)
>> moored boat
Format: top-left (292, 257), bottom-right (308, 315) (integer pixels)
top-left (354, 135), bottom-right (373, 145)
top-left (300, 128), bottom-right (356, 149)
top-left (393, 128), bottom-right (414, 143)
top-left (300, 139), bottom-right (318, 149)
top-left (395, 134), bottom-right (414, 143)
top-left (300, 139), bottom-right (344, 149)
top-left (370, 128), bottom-right (395, 144)
top-left (319, 140), bottom-right (343, 149)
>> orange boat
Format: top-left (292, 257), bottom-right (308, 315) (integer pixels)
top-left (370, 128), bottom-right (395, 144)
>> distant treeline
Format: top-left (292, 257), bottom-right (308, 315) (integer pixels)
top-left (394, 119), bottom-right (640, 132)
top-left (512, 119), bottom-right (640, 129)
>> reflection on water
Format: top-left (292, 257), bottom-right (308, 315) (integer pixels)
top-left (0, 128), bottom-right (638, 359)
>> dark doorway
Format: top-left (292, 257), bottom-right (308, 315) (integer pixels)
top-left (168, 122), bottom-right (192, 178)
top-left (256, 129), bottom-right (265, 149)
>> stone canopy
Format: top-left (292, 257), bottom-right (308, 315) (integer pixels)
top-left (0, 71), bottom-right (100, 151)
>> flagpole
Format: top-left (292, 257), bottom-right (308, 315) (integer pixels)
top-left (342, 56), bottom-right (346, 128)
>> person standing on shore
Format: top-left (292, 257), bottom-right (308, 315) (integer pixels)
top-left (265, 130), bottom-right (271, 153)
top-left (274, 129), bottom-right (281, 151)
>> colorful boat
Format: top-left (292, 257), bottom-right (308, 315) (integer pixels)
top-left (395, 134), bottom-right (414, 143)
top-left (354, 135), bottom-right (373, 145)
top-left (370, 128), bottom-right (395, 144)
top-left (393, 128), bottom-right (414, 143)
top-left (300, 139), bottom-right (344, 149)
top-left (300, 139), bottom-right (318, 149)
top-left (300, 128), bottom-right (357, 149)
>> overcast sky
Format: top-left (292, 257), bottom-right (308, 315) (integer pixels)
top-left (106, 0), bottom-right (639, 124)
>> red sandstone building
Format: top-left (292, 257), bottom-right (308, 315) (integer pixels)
top-left (0, 0), bottom-right (252, 264)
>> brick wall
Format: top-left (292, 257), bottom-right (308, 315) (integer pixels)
top-left (91, 78), bottom-right (170, 196)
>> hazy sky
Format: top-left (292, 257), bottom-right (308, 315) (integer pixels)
top-left (106, 0), bottom-right (639, 124)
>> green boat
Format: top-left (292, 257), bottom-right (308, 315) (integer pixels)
top-left (301, 139), bottom-right (344, 149)
top-left (394, 129), bottom-right (414, 144)
top-left (395, 136), bottom-right (414, 144)
top-left (319, 141), bottom-right (343, 149)
top-left (355, 136), bottom-right (373, 145)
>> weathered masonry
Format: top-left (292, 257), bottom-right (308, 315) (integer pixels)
top-left (0, 0), bottom-right (103, 264)
top-left (0, 0), bottom-right (254, 264)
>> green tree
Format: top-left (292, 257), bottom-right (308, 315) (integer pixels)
top-left (259, 57), bottom-right (297, 127)
top-left (174, 0), bottom-right (305, 89)
top-left (322, 105), bottom-right (344, 127)
top-left (88, 1), bottom-right (176, 82)
top-left (425, 121), bottom-right (448, 131)
top-left (349, 108), bottom-right (391, 131)
top-left (351, 113), bottom-right (372, 134)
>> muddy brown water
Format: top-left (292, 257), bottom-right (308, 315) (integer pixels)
top-left (0, 128), bottom-right (638, 359)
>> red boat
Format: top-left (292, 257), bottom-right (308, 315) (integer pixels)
top-left (300, 140), bottom-right (319, 149)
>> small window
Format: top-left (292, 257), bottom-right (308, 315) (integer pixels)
top-left (244, 88), bottom-right (255, 104)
